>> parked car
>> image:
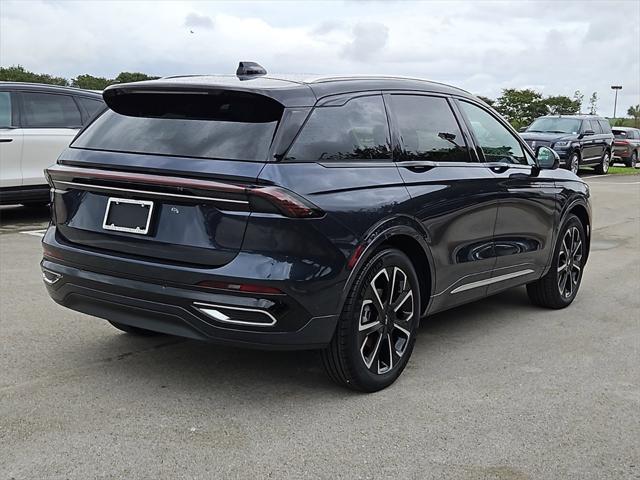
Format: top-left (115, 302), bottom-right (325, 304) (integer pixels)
top-left (0, 82), bottom-right (105, 205)
top-left (42, 68), bottom-right (591, 391)
top-left (611, 126), bottom-right (640, 168)
top-left (520, 115), bottom-right (614, 174)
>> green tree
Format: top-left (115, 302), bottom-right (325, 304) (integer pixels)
top-left (573, 90), bottom-right (584, 113)
top-left (113, 72), bottom-right (159, 84)
top-left (627, 105), bottom-right (640, 127)
top-left (476, 95), bottom-right (495, 107)
top-left (588, 92), bottom-right (598, 115)
top-left (495, 88), bottom-right (547, 130)
top-left (544, 95), bottom-right (581, 115)
top-left (0, 65), bottom-right (68, 86)
top-left (72, 74), bottom-right (111, 90)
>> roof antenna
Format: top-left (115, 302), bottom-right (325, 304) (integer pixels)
top-left (236, 61), bottom-right (267, 79)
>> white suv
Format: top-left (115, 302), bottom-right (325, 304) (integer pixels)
top-left (0, 83), bottom-right (104, 205)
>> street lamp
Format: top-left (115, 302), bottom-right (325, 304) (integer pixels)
top-left (611, 85), bottom-right (622, 118)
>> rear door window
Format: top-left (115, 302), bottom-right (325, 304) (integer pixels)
top-left (389, 94), bottom-right (470, 162)
top-left (285, 95), bottom-right (391, 162)
top-left (0, 92), bottom-right (11, 127)
top-left (459, 101), bottom-right (530, 165)
top-left (72, 91), bottom-right (283, 161)
top-left (20, 92), bottom-right (82, 128)
top-left (77, 97), bottom-right (105, 122)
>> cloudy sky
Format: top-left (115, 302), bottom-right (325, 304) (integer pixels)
top-left (1, 0), bottom-right (638, 115)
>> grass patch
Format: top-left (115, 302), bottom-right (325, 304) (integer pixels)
top-left (607, 166), bottom-right (639, 175)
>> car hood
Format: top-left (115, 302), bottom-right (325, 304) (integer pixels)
top-left (520, 132), bottom-right (576, 142)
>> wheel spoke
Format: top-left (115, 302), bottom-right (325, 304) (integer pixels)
top-left (393, 290), bottom-right (413, 313)
top-left (370, 268), bottom-right (389, 312)
top-left (360, 331), bottom-right (382, 369)
top-left (377, 333), bottom-right (393, 374)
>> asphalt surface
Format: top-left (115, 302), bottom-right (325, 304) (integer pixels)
top-left (1, 174), bottom-right (639, 480)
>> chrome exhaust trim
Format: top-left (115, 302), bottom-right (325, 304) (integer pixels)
top-left (42, 269), bottom-right (62, 285)
top-left (193, 302), bottom-right (277, 327)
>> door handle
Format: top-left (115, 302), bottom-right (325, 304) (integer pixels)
top-left (0, 138), bottom-right (13, 143)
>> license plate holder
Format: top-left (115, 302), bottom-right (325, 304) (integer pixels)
top-left (102, 197), bottom-right (154, 235)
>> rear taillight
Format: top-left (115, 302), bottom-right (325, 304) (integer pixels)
top-left (614, 140), bottom-right (629, 145)
top-left (46, 164), bottom-right (324, 218)
top-left (248, 186), bottom-right (324, 218)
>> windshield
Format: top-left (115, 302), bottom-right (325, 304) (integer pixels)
top-left (527, 118), bottom-right (581, 134)
top-left (72, 91), bottom-right (283, 161)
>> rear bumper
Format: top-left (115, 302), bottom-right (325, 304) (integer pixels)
top-left (41, 227), bottom-right (340, 350)
top-left (42, 259), bottom-right (337, 350)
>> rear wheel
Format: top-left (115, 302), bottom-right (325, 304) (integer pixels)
top-left (568, 152), bottom-right (580, 174)
top-left (108, 321), bottom-right (162, 336)
top-left (321, 248), bottom-right (420, 392)
top-left (594, 150), bottom-right (610, 174)
top-left (626, 151), bottom-right (638, 168)
top-left (527, 214), bottom-right (586, 309)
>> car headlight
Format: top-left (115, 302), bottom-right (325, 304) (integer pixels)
top-left (553, 140), bottom-right (571, 148)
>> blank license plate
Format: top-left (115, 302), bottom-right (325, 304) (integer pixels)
top-left (102, 197), bottom-right (154, 235)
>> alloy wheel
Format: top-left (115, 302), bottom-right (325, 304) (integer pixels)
top-left (601, 152), bottom-right (610, 173)
top-left (358, 266), bottom-right (415, 375)
top-left (557, 226), bottom-right (583, 299)
top-left (570, 154), bottom-right (579, 174)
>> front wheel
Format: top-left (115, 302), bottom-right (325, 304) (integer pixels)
top-left (321, 248), bottom-right (420, 392)
top-left (568, 152), bottom-right (580, 174)
top-left (527, 214), bottom-right (586, 309)
top-left (594, 150), bottom-right (611, 174)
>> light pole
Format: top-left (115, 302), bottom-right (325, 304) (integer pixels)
top-left (611, 85), bottom-right (622, 119)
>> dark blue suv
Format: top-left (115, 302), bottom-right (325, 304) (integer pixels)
top-left (42, 69), bottom-right (591, 391)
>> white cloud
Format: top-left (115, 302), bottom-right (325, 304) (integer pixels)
top-left (184, 12), bottom-right (215, 30)
top-left (1, 0), bottom-right (638, 114)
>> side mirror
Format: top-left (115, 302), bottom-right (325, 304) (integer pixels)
top-left (536, 146), bottom-right (560, 170)
top-left (579, 129), bottom-right (595, 139)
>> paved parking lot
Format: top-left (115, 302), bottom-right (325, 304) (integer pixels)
top-left (1, 174), bottom-right (639, 480)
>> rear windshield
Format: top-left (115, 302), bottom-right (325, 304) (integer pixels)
top-left (72, 91), bottom-right (283, 161)
top-left (613, 129), bottom-right (628, 139)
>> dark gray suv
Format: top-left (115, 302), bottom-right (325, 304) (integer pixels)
top-left (520, 115), bottom-right (614, 174)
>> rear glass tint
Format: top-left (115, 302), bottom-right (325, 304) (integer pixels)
top-left (72, 91), bottom-right (283, 161)
top-left (285, 95), bottom-right (391, 162)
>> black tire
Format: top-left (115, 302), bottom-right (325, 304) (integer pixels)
top-left (527, 214), bottom-right (586, 309)
top-left (108, 320), bottom-right (162, 336)
top-left (567, 152), bottom-right (580, 174)
top-left (627, 151), bottom-right (638, 168)
top-left (321, 248), bottom-right (421, 392)
top-left (594, 150), bottom-right (611, 174)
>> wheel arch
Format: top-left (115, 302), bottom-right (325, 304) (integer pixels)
top-left (340, 217), bottom-right (435, 319)
top-left (566, 201), bottom-right (591, 263)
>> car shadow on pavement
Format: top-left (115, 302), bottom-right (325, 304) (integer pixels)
top-left (0, 204), bottom-right (50, 228)
top-left (77, 286), bottom-right (537, 397)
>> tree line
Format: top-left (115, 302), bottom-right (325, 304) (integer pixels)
top-left (0, 65), bottom-right (159, 91)
top-left (2, 64), bottom-right (639, 128)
